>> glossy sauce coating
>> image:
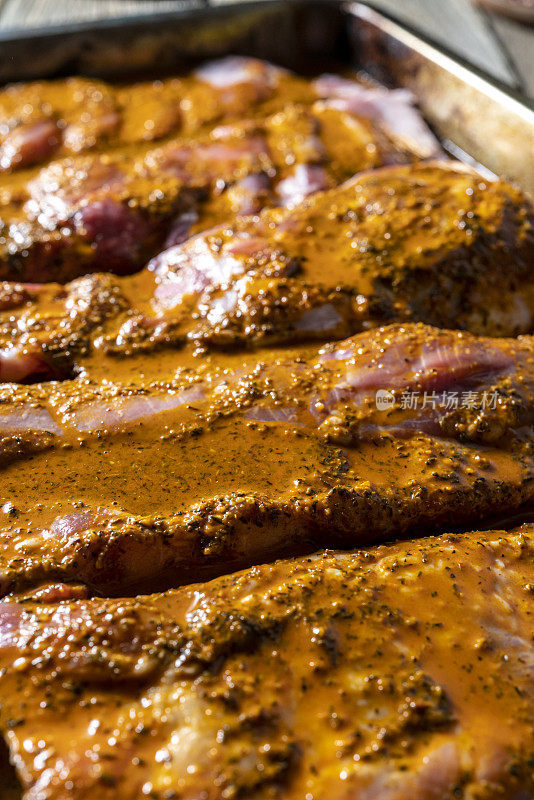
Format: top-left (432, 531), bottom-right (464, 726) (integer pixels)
top-left (0, 57), bottom-right (532, 800)
top-left (0, 323), bottom-right (531, 596)
top-left (0, 528), bottom-right (533, 799)
top-left (1, 161), bottom-right (533, 390)
top-left (0, 62), bottom-right (416, 283)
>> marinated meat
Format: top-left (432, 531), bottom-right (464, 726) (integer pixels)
top-left (0, 130), bottom-right (264, 282)
top-left (0, 56), bottom-right (532, 800)
top-left (0, 528), bottom-right (532, 799)
top-left (0, 59), bottom-right (309, 171)
top-left (0, 58), bottom-right (439, 172)
top-left (0, 106), bottom-right (397, 284)
top-left (1, 161), bottom-right (532, 384)
top-left (148, 162), bottom-right (534, 345)
top-left (0, 323), bottom-right (532, 594)
top-left (0, 78), bottom-right (120, 170)
top-left (314, 73), bottom-right (443, 158)
top-left (0, 60), bottom-right (434, 283)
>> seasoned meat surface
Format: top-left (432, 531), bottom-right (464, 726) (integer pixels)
top-left (0, 57), bottom-right (533, 800)
top-left (0, 528), bottom-right (533, 799)
top-left (0, 60), bottom-right (433, 283)
top-left (0, 108), bottom-right (387, 283)
top-left (0, 60), bottom-right (442, 174)
top-left (0, 323), bottom-right (532, 595)
top-left (147, 162), bottom-right (534, 344)
top-left (0, 60), bottom-right (309, 171)
top-left (1, 162), bottom-right (533, 385)
top-left (0, 59), bottom-right (440, 173)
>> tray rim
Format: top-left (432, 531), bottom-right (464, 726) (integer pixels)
top-left (0, 0), bottom-right (531, 114)
top-left (347, 2), bottom-right (534, 116)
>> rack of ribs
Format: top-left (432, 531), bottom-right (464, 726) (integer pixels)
top-left (0, 59), bottom-right (310, 172)
top-left (0, 161), bottom-right (533, 385)
top-left (0, 56), bottom-right (533, 800)
top-left (0, 59), bottom-right (441, 174)
top-left (0, 61), bottom-right (442, 284)
top-left (0, 527), bottom-right (531, 799)
top-left (0, 322), bottom-right (531, 595)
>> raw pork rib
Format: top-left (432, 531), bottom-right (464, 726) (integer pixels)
top-left (0, 528), bottom-right (532, 799)
top-left (0, 56), bottom-right (532, 800)
top-left (0, 59), bottom-right (435, 283)
top-left (1, 161), bottom-right (533, 385)
top-left (0, 323), bottom-right (532, 594)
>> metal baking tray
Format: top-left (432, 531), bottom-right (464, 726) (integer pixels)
top-left (0, 0), bottom-right (532, 190)
top-left (0, 1), bottom-right (533, 793)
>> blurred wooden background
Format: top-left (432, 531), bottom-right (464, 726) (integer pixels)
top-left (0, 0), bottom-right (532, 97)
